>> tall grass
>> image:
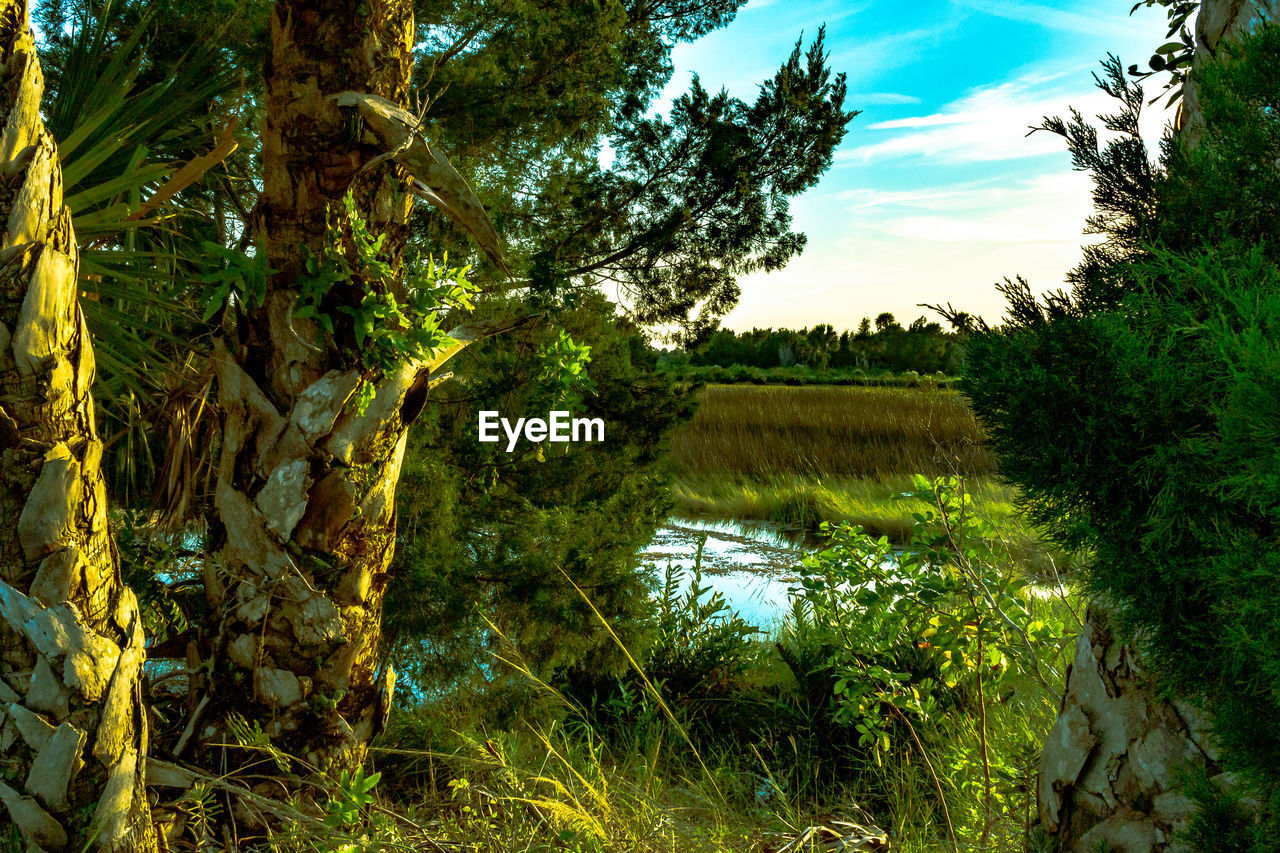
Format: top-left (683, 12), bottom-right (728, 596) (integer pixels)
top-left (663, 385), bottom-right (1075, 569)
top-left (351, 580), bottom-right (1073, 853)
top-left (669, 385), bottom-right (995, 481)
top-left (672, 474), bottom-right (999, 536)
top-left (218, 539), bottom-right (1075, 853)
top-left (223, 387), bottom-right (1063, 853)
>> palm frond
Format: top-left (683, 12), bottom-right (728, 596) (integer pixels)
top-left (41, 2), bottom-right (244, 504)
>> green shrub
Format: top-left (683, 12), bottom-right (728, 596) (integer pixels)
top-left (791, 477), bottom-right (1062, 759)
top-left (961, 25), bottom-right (1280, 836)
top-left (387, 291), bottom-right (695, 691)
top-left (787, 476), bottom-right (1067, 846)
top-left (1180, 767), bottom-right (1260, 853)
top-left (645, 556), bottom-right (761, 710)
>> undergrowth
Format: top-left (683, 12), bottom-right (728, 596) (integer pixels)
top-left (146, 477), bottom-right (1077, 853)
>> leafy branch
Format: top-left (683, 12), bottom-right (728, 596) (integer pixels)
top-left (1128, 0), bottom-right (1200, 106)
top-left (290, 192), bottom-right (481, 414)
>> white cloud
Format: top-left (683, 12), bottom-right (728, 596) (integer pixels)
top-left (857, 92), bottom-right (924, 106)
top-left (829, 18), bottom-right (963, 83)
top-left (873, 171), bottom-right (1094, 243)
top-left (954, 0), bottom-right (1141, 37)
top-left (719, 170), bottom-right (1104, 330)
top-left (838, 65), bottom-right (1171, 165)
top-left (836, 182), bottom-right (1000, 210)
top-left (867, 113), bottom-right (973, 130)
top-left (746, 0), bottom-right (871, 16)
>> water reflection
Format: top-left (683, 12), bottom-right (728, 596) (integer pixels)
top-left (640, 517), bottom-right (808, 629)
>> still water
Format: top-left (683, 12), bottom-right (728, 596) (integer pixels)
top-left (639, 518), bottom-right (810, 630)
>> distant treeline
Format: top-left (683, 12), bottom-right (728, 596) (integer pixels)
top-left (656, 363), bottom-right (960, 389)
top-left (665, 313), bottom-right (965, 376)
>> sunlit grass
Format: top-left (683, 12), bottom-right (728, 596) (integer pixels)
top-left (313, 384), bottom-right (1074, 853)
top-left (669, 384), bottom-right (995, 481)
top-left (358, 590), bottom-right (1081, 853)
top-left (675, 473), bottom-right (989, 532)
top-left (672, 474), bottom-right (1065, 574)
top-left (664, 384), bottom-right (1070, 571)
top-left (841, 667), bottom-right (1064, 852)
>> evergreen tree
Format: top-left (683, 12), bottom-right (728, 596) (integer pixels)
top-left (959, 23), bottom-right (1280, 840)
top-left (387, 292), bottom-right (696, 694)
top-left (411, 11), bottom-right (855, 343)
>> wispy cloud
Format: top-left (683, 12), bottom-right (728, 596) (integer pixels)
top-left (869, 171), bottom-right (1095, 243)
top-left (723, 170), bottom-right (1100, 330)
top-left (836, 181), bottom-right (1004, 209)
top-left (857, 92), bottom-right (924, 106)
top-left (830, 17), bottom-right (963, 81)
top-left (745, 0), bottom-right (871, 22)
top-left (954, 0), bottom-right (1140, 37)
top-left (837, 65), bottom-right (1167, 165)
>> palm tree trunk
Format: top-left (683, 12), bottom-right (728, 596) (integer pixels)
top-left (0, 1), bottom-right (156, 850)
top-left (197, 0), bottom-right (418, 778)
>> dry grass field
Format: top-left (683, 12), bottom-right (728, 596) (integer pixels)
top-left (669, 384), bottom-right (996, 480)
top-left (665, 385), bottom-right (1059, 562)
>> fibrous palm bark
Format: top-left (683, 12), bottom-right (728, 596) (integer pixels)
top-left (0, 1), bottom-right (155, 850)
top-left (197, 0), bottom-right (503, 783)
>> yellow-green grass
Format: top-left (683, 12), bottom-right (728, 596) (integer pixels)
top-left (673, 473), bottom-right (1000, 531)
top-left (671, 473), bottom-right (1059, 565)
top-left (670, 384), bottom-right (995, 481)
top-left (667, 385), bottom-right (1062, 567)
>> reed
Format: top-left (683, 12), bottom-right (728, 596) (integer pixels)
top-left (669, 385), bottom-right (995, 481)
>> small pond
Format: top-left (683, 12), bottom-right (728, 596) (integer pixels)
top-left (639, 518), bottom-right (810, 630)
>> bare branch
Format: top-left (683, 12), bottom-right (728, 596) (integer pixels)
top-left (331, 91), bottom-right (508, 274)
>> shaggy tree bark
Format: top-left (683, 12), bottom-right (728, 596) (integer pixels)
top-left (195, 0), bottom-right (505, 790)
top-left (1037, 606), bottom-right (1237, 851)
top-left (1179, 0), bottom-right (1279, 147)
top-left (0, 1), bottom-right (155, 850)
top-left (197, 0), bottom-right (412, 782)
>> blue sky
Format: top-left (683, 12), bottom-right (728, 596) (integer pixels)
top-left (659, 0), bottom-right (1175, 330)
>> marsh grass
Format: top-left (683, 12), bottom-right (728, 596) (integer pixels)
top-left (670, 385), bottom-right (995, 481)
top-left (238, 387), bottom-right (1072, 853)
top-left (838, 669), bottom-right (1061, 852)
top-left (666, 385), bottom-right (1066, 569)
top-left (671, 473), bottom-right (999, 536)
top-left (670, 473), bottom-right (1064, 570)
top-left (347, 604), bottom-right (1071, 853)
top-left (340, 536), bottom-right (1078, 853)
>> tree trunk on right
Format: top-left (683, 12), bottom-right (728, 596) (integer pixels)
top-left (1178, 0), bottom-right (1279, 147)
top-left (1036, 7), bottom-right (1277, 849)
top-left (1037, 605), bottom-right (1232, 852)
